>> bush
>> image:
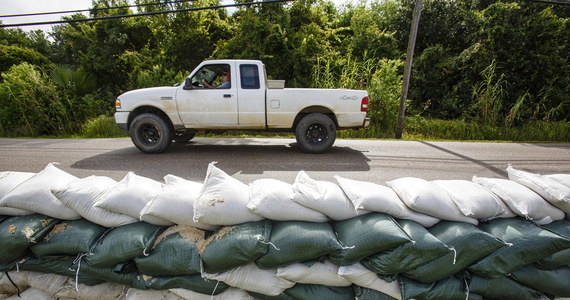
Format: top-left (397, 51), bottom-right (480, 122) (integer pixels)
top-left (81, 115), bottom-right (128, 138)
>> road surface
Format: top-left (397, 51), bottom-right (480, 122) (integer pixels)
top-left (0, 138), bottom-right (568, 184)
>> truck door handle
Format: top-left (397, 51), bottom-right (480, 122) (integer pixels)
top-left (223, 94), bottom-right (232, 98)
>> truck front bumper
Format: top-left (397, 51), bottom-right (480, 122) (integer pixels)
top-left (114, 112), bottom-right (129, 131)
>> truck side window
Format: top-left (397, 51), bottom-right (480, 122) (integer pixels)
top-left (240, 65), bottom-right (260, 89)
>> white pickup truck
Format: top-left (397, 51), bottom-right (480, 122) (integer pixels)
top-left (115, 59), bottom-right (370, 153)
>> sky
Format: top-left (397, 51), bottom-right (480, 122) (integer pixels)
top-left (0, 0), bottom-right (354, 33)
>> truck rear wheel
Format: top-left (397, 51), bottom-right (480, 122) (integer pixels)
top-left (130, 113), bottom-right (172, 154)
top-left (295, 113), bottom-right (336, 153)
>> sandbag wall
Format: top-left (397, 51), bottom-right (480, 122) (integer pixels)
top-left (0, 162), bottom-right (569, 300)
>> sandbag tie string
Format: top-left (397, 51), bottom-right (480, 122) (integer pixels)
top-left (258, 238), bottom-right (280, 251)
top-left (450, 247), bottom-right (457, 265)
top-left (5, 272), bottom-right (21, 297)
top-left (73, 253), bottom-right (88, 292)
top-left (210, 280), bottom-right (220, 300)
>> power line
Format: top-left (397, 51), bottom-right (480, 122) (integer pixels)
top-left (525, 0), bottom-right (570, 5)
top-left (0, 0), bottom-right (294, 28)
top-left (0, 0), bottom-right (197, 18)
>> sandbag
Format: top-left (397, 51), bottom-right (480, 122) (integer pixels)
top-left (432, 179), bottom-right (514, 220)
top-left (255, 221), bottom-right (343, 269)
top-left (0, 214), bottom-right (60, 263)
top-left (171, 287), bottom-right (255, 300)
top-left (537, 220), bottom-right (570, 268)
top-left (404, 221), bottom-right (507, 283)
top-left (24, 272), bottom-right (69, 298)
top-left (74, 262), bottom-right (142, 288)
top-left (0, 271), bottom-right (29, 295)
top-left (292, 171), bottom-right (365, 221)
top-left (30, 219), bottom-right (107, 257)
top-left (335, 176), bottom-right (439, 227)
top-left (473, 176), bottom-right (565, 225)
top-left (469, 275), bottom-right (549, 300)
top-left (284, 284), bottom-right (355, 300)
top-left (95, 172), bottom-right (167, 223)
top-left (4, 287), bottom-right (59, 300)
top-left (399, 277), bottom-right (481, 300)
top-left (330, 213), bottom-right (411, 266)
top-left (353, 286), bottom-right (399, 300)
top-left (362, 219), bottom-right (451, 278)
top-left (508, 165), bottom-right (570, 215)
top-left (545, 173), bottom-right (570, 188)
top-left (248, 178), bottom-right (328, 222)
top-left (510, 265), bottom-right (570, 297)
top-left (18, 256), bottom-right (105, 286)
top-left (134, 225), bottom-right (204, 276)
top-left (200, 220), bottom-right (272, 273)
top-left (138, 274), bottom-right (229, 295)
top-left (85, 222), bottom-right (165, 268)
top-left (194, 163), bottom-right (264, 225)
top-left (0, 163), bottom-right (80, 220)
top-left (124, 288), bottom-right (182, 300)
top-left (337, 263), bottom-right (402, 300)
top-left (276, 260), bottom-right (352, 287)
top-left (386, 177), bottom-right (478, 225)
top-left (52, 176), bottom-right (138, 228)
top-left (468, 218), bottom-right (570, 278)
top-left (0, 171), bottom-right (35, 216)
top-left (204, 263), bottom-right (295, 296)
top-left (53, 280), bottom-right (128, 300)
top-left (140, 175), bottom-right (216, 230)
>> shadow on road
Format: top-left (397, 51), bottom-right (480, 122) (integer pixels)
top-left (71, 139), bottom-right (371, 181)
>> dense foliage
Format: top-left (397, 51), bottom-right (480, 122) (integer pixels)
top-left (0, 0), bottom-right (568, 139)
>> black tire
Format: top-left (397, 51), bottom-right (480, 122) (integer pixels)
top-left (174, 132), bottom-right (196, 143)
top-left (129, 113), bottom-right (173, 154)
top-left (295, 113), bottom-right (336, 153)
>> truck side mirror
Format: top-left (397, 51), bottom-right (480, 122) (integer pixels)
top-left (183, 78), bottom-right (193, 90)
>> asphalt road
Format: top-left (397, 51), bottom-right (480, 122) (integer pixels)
top-left (0, 138), bottom-right (569, 184)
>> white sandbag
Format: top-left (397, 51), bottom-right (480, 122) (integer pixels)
top-left (0, 271), bottom-right (30, 295)
top-left (386, 177), bottom-right (478, 225)
top-left (5, 287), bottom-right (60, 300)
top-left (432, 179), bottom-right (515, 220)
top-left (54, 281), bottom-right (127, 300)
top-left (291, 171), bottom-right (367, 221)
top-left (0, 163), bottom-right (80, 220)
top-left (338, 262), bottom-right (402, 300)
top-left (194, 163), bottom-right (264, 226)
top-left (545, 174), bottom-right (570, 188)
top-left (25, 272), bottom-right (69, 298)
top-left (507, 165), bottom-right (570, 215)
top-left (95, 172), bottom-right (166, 222)
top-left (140, 175), bottom-right (216, 230)
top-left (276, 260), bottom-right (352, 287)
top-left (170, 287), bottom-right (255, 300)
top-left (52, 176), bottom-right (138, 228)
top-left (473, 176), bottom-right (565, 225)
top-left (335, 176), bottom-right (439, 227)
top-left (0, 172), bottom-right (36, 216)
top-left (125, 288), bottom-right (182, 300)
top-left (204, 263), bottom-right (295, 296)
top-left (248, 178), bottom-right (328, 222)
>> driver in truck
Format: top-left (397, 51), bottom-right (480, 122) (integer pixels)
top-left (202, 71), bottom-right (231, 89)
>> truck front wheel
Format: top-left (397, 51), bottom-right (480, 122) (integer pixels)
top-left (130, 113), bottom-right (173, 154)
top-left (295, 113), bottom-right (336, 154)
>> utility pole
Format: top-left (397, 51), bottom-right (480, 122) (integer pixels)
top-left (395, 0), bottom-right (422, 139)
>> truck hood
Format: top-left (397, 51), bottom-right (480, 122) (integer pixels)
top-left (117, 86), bottom-right (178, 110)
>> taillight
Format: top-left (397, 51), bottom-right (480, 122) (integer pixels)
top-left (361, 96), bottom-right (369, 112)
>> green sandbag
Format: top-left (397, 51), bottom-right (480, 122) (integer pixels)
top-left (353, 286), bottom-right (398, 300)
top-left (330, 213), bottom-right (411, 266)
top-left (0, 215), bottom-right (9, 223)
top-left (200, 220), bottom-right (272, 273)
top-left (404, 221), bottom-right (507, 283)
top-left (256, 221), bottom-right (343, 269)
top-left (400, 277), bottom-right (482, 300)
top-left (469, 275), bottom-right (548, 300)
top-left (247, 291), bottom-right (296, 300)
top-left (85, 222), bottom-right (165, 267)
top-left (537, 220), bottom-right (570, 269)
top-left (0, 214), bottom-right (60, 263)
top-left (510, 265), bottom-right (570, 297)
top-left (72, 260), bottom-right (143, 288)
top-left (284, 284), bottom-right (355, 300)
top-left (134, 226), bottom-right (204, 276)
top-left (468, 218), bottom-right (570, 278)
top-left (139, 274), bottom-right (229, 295)
top-left (30, 219), bottom-right (107, 257)
top-left (18, 256), bottom-right (105, 286)
top-left (361, 219), bottom-right (451, 277)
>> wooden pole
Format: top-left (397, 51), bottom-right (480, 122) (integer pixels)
top-left (395, 0), bottom-right (422, 139)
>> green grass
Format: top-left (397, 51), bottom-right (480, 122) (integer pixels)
top-left (81, 115), bottom-right (128, 138)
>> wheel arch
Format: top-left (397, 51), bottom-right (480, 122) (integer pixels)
top-left (127, 106), bottom-right (175, 132)
top-left (292, 106), bottom-right (338, 130)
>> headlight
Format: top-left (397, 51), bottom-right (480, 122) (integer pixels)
top-left (115, 98), bottom-right (122, 110)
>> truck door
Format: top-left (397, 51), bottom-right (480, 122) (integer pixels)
top-left (176, 62), bottom-right (238, 127)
